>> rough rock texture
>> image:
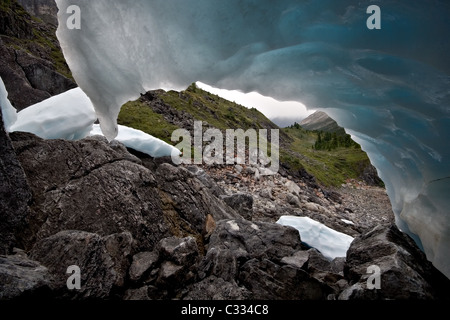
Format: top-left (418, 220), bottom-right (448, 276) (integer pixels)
top-left (129, 251), bottom-right (159, 283)
top-left (0, 250), bottom-right (53, 299)
top-left (10, 132), bottom-right (168, 252)
top-left (0, 112), bottom-right (31, 254)
top-left (30, 230), bottom-right (133, 299)
top-left (0, 1), bottom-right (76, 110)
top-left (153, 162), bottom-right (241, 254)
top-left (340, 224), bottom-right (450, 300)
top-left (183, 276), bottom-right (251, 300)
top-left (194, 219), bottom-right (332, 300)
top-left (220, 193), bottom-right (254, 220)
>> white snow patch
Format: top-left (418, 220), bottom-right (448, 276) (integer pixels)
top-left (0, 76), bottom-right (17, 131)
top-left (90, 124), bottom-right (180, 158)
top-left (10, 88), bottom-right (96, 140)
top-left (277, 216), bottom-right (354, 260)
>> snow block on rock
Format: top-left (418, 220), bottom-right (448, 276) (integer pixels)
top-left (277, 216), bottom-right (354, 260)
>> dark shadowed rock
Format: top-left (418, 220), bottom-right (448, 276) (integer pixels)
top-left (239, 258), bottom-right (328, 300)
top-left (10, 132), bottom-right (168, 252)
top-left (154, 163), bottom-right (241, 253)
top-left (129, 251), bottom-right (159, 283)
top-left (220, 193), bottom-right (254, 220)
top-left (30, 230), bottom-right (132, 299)
top-left (158, 236), bottom-right (199, 266)
top-left (184, 276), bottom-right (251, 300)
top-left (0, 252), bottom-right (53, 299)
top-left (123, 286), bottom-right (151, 301)
top-left (340, 224), bottom-right (450, 300)
top-left (202, 219), bottom-right (303, 280)
top-left (197, 219), bottom-right (332, 299)
top-left (0, 112), bottom-right (31, 254)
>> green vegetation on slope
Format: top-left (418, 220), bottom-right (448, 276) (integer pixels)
top-left (282, 125), bottom-right (372, 186)
top-left (118, 84), bottom-right (376, 187)
top-left (160, 83), bottom-right (277, 132)
top-left (0, 0), bottom-right (73, 80)
top-left (118, 99), bottom-right (179, 144)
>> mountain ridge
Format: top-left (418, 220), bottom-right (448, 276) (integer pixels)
top-left (118, 84), bottom-right (381, 188)
top-left (300, 111), bottom-right (342, 133)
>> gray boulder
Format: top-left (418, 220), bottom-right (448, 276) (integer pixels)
top-left (184, 276), bottom-right (251, 300)
top-left (158, 236), bottom-right (199, 266)
top-left (11, 132), bottom-right (169, 252)
top-left (129, 251), bottom-right (159, 283)
top-left (198, 219), bottom-right (332, 300)
top-left (154, 163), bottom-right (241, 246)
top-left (0, 252), bottom-right (53, 299)
top-left (340, 224), bottom-right (450, 300)
top-left (30, 230), bottom-right (133, 299)
top-left (239, 258), bottom-right (328, 300)
top-left (220, 193), bottom-right (254, 220)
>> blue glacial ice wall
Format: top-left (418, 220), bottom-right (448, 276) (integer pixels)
top-left (54, 0), bottom-right (450, 278)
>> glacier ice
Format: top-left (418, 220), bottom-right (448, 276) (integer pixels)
top-left (10, 87), bottom-right (97, 140)
top-left (0, 77), bottom-right (17, 131)
top-left (90, 124), bottom-right (181, 158)
top-left (54, 0), bottom-right (450, 278)
top-left (277, 216), bottom-right (354, 260)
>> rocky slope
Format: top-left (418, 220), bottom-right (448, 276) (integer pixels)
top-left (16, 0), bottom-right (58, 26)
top-left (0, 0), bottom-right (76, 110)
top-left (119, 85), bottom-right (381, 188)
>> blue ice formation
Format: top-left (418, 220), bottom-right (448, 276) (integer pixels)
top-left (54, 0), bottom-right (450, 278)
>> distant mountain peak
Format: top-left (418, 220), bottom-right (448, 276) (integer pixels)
top-left (300, 111), bottom-right (341, 133)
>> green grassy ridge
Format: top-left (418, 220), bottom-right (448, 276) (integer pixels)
top-left (118, 84), bottom-right (375, 187)
top-left (160, 83), bottom-right (280, 132)
top-left (282, 126), bottom-right (372, 186)
top-left (118, 99), bottom-right (180, 145)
